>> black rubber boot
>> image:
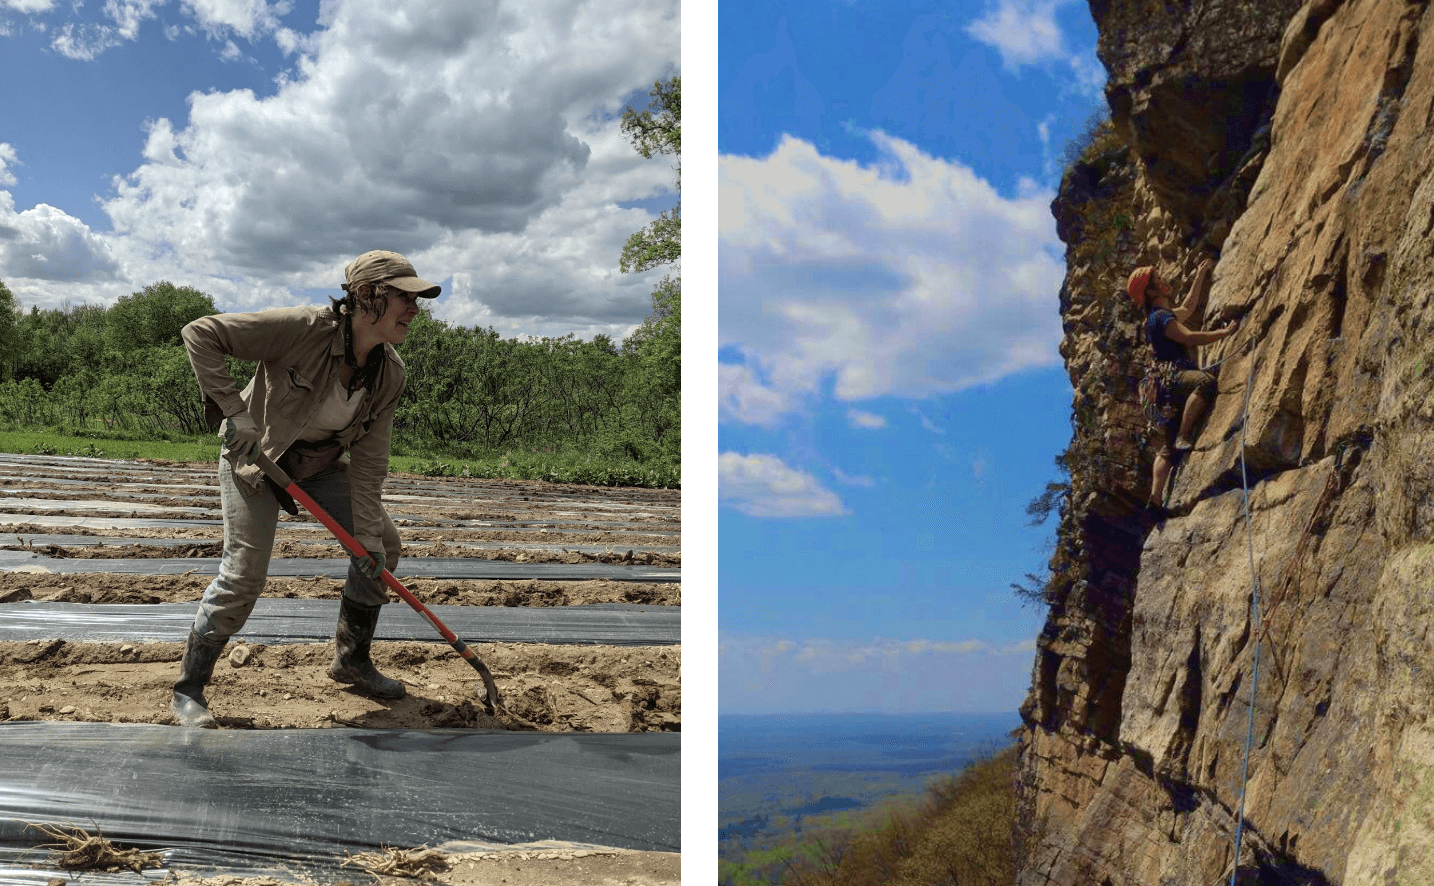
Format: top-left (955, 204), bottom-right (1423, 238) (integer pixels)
top-left (329, 598), bottom-right (406, 698)
top-left (171, 629), bottom-right (226, 728)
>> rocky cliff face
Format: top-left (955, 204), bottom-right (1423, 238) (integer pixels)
top-left (1019, 1), bottom-right (1434, 883)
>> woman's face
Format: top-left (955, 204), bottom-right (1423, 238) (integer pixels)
top-left (1150, 274), bottom-right (1173, 305)
top-left (360, 289), bottom-right (422, 345)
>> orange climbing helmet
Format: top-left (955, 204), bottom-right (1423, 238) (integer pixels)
top-left (1127, 266), bottom-right (1155, 309)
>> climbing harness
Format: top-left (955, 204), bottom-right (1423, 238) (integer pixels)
top-left (1138, 360), bottom-right (1183, 433)
top-left (1228, 355), bottom-right (1261, 885)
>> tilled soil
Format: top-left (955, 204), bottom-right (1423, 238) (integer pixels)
top-left (0, 573), bottom-right (679, 606)
top-left (2, 522), bottom-right (679, 547)
top-left (4, 540), bottom-right (681, 566)
top-left (0, 638), bottom-right (680, 732)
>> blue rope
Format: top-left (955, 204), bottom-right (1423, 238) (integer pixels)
top-left (1228, 354), bottom-right (1262, 884)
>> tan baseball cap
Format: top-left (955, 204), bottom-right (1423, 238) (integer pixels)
top-left (343, 250), bottom-right (441, 297)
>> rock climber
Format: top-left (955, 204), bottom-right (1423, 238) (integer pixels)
top-left (1130, 258), bottom-right (1238, 516)
top-left (172, 250), bottom-right (439, 728)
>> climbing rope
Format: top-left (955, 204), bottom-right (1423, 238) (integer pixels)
top-left (1228, 353), bottom-right (1262, 884)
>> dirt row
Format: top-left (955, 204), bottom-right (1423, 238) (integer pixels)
top-left (0, 505), bottom-right (674, 535)
top-left (0, 573), bottom-right (679, 606)
top-left (2, 521), bottom-right (679, 547)
top-left (0, 487), bottom-right (681, 526)
top-left (0, 464), bottom-right (682, 511)
top-left (3, 540), bottom-right (681, 566)
top-left (0, 637), bottom-right (680, 732)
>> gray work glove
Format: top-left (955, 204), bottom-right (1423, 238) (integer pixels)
top-left (353, 550), bottom-right (387, 581)
top-left (222, 414), bottom-right (262, 466)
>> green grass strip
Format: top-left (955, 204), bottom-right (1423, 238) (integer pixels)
top-left (0, 428), bottom-right (678, 489)
top-left (0, 428), bottom-right (220, 462)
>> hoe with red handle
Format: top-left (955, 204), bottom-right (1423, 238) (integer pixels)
top-left (253, 451), bottom-right (503, 715)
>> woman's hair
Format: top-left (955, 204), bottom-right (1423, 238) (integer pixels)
top-left (328, 281), bottom-right (395, 320)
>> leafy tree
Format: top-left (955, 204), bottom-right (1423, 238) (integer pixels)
top-left (1011, 455), bottom-right (1073, 608)
top-left (106, 281), bottom-right (218, 352)
top-left (619, 75), bottom-right (680, 274)
top-left (619, 75), bottom-right (681, 462)
top-left (0, 280), bottom-right (16, 381)
top-left (12, 303), bottom-right (104, 386)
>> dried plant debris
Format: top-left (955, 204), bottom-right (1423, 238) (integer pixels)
top-left (25, 822), bottom-right (164, 872)
top-left (342, 845), bottom-right (451, 878)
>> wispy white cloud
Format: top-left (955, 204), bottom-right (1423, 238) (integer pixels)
top-left (720, 131), bottom-right (1064, 425)
top-left (719, 634), bottom-right (1039, 713)
top-left (49, 0), bottom-right (165, 59)
top-left (966, 1), bottom-right (1104, 97)
top-left (719, 452), bottom-right (849, 518)
top-left (831, 467), bottom-right (875, 488)
top-left (846, 408), bottom-right (886, 430)
top-left (0, 143), bottom-right (17, 187)
top-left (912, 407), bottom-right (946, 435)
top-left (2, 0), bottom-right (56, 13)
top-left (726, 636), bottom-right (1003, 669)
top-left (966, 0), bottom-right (1064, 69)
top-left (1067, 50), bottom-right (1106, 96)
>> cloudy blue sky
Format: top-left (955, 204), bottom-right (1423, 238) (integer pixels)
top-left (0, 0), bottom-right (679, 340)
top-left (719, 0), bottom-right (1104, 715)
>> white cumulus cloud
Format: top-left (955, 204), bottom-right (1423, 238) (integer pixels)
top-left (719, 362), bottom-right (794, 426)
top-left (719, 452), bottom-right (848, 518)
top-left (0, 191), bottom-right (120, 282)
top-left (181, 0), bottom-right (287, 40)
top-left (0, 0), bottom-right (679, 341)
top-left (719, 131), bottom-right (1064, 425)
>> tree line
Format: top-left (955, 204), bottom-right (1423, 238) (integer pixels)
top-left (0, 278), bottom-right (678, 466)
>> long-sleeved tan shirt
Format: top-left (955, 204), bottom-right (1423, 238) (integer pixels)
top-left (181, 305), bottom-right (404, 552)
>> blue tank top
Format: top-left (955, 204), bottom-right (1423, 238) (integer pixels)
top-left (1146, 309), bottom-right (1195, 369)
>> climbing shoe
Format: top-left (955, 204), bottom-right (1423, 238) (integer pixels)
top-left (172, 629), bottom-right (226, 728)
top-left (329, 598), bottom-right (406, 699)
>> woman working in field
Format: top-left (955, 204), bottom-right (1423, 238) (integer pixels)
top-left (172, 250), bottom-right (438, 728)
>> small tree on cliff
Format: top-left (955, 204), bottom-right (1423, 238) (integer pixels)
top-left (1011, 454), bottom-right (1072, 607)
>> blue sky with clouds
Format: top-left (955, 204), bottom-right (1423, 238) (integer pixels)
top-left (719, 0), bottom-right (1104, 715)
top-left (0, 0), bottom-right (678, 341)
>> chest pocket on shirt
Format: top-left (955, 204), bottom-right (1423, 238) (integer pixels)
top-left (275, 366), bottom-right (313, 411)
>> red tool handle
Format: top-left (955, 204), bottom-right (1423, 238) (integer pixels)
top-left (254, 453), bottom-right (501, 714)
